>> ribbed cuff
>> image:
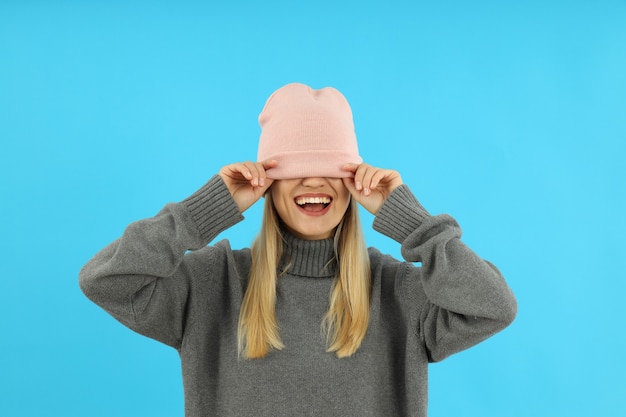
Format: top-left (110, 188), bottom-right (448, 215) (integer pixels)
top-left (181, 175), bottom-right (244, 242)
top-left (373, 185), bottom-right (430, 243)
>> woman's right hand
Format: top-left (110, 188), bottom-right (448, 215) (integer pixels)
top-left (218, 160), bottom-right (277, 213)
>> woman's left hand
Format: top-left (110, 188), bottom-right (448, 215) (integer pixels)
top-left (342, 163), bottom-right (403, 215)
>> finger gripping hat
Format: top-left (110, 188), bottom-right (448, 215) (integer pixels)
top-left (257, 83), bottom-right (362, 179)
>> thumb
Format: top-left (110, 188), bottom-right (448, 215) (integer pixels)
top-left (342, 175), bottom-right (384, 215)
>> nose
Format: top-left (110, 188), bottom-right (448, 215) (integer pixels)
top-left (301, 177), bottom-right (326, 187)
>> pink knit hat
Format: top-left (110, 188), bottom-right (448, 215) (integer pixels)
top-left (257, 83), bottom-right (362, 179)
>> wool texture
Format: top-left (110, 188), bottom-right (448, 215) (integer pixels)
top-left (79, 175), bottom-right (517, 417)
top-left (257, 83), bottom-right (362, 179)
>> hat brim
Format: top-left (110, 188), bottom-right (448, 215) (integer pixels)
top-left (261, 151), bottom-right (362, 180)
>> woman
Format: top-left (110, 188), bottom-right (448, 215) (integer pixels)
top-left (79, 83), bottom-right (517, 417)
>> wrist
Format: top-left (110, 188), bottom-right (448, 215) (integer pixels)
top-left (182, 175), bottom-right (244, 242)
top-left (373, 185), bottom-right (430, 243)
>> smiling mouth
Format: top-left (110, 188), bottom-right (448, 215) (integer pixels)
top-left (295, 196), bottom-right (332, 213)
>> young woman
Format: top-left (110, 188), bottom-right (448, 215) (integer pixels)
top-left (79, 83), bottom-right (517, 417)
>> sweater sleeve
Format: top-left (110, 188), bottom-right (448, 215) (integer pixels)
top-left (373, 185), bottom-right (517, 362)
top-left (78, 175), bottom-right (244, 349)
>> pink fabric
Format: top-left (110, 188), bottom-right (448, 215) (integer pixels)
top-left (257, 83), bottom-right (362, 179)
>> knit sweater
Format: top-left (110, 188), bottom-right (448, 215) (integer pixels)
top-left (79, 175), bottom-right (517, 417)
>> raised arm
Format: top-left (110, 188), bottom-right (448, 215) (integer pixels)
top-left (79, 174), bottom-right (244, 348)
top-left (345, 163), bottom-right (517, 362)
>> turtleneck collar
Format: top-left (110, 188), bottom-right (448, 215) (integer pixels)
top-left (279, 230), bottom-right (338, 278)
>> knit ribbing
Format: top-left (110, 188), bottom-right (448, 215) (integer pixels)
top-left (280, 231), bottom-right (337, 278)
top-left (373, 184), bottom-right (430, 243)
top-left (257, 83), bottom-right (362, 179)
top-left (80, 174), bottom-right (517, 417)
top-left (181, 175), bottom-right (244, 243)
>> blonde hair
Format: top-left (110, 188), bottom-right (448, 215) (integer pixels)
top-left (237, 193), bottom-right (371, 359)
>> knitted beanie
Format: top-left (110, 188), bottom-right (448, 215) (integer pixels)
top-left (257, 83), bottom-right (362, 179)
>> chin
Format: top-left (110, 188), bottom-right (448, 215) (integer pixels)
top-left (292, 226), bottom-right (335, 240)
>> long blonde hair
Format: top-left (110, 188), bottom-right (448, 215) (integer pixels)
top-left (237, 193), bottom-right (371, 359)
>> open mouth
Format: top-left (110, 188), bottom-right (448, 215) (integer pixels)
top-left (295, 196), bottom-right (332, 213)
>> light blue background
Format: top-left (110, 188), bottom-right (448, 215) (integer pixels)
top-left (1, 1), bottom-right (624, 416)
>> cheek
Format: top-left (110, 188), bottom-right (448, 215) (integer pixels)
top-left (332, 194), bottom-right (351, 222)
top-left (272, 196), bottom-right (290, 222)
top-left (270, 186), bottom-right (285, 210)
top-left (337, 188), bottom-right (351, 209)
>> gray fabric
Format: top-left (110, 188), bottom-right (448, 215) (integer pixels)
top-left (79, 175), bottom-right (517, 417)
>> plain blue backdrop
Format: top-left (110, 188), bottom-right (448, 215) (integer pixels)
top-left (1, 1), bottom-right (624, 416)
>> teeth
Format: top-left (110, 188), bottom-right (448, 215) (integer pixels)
top-left (296, 196), bottom-right (331, 205)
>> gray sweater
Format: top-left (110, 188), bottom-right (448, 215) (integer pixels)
top-left (79, 175), bottom-right (517, 417)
